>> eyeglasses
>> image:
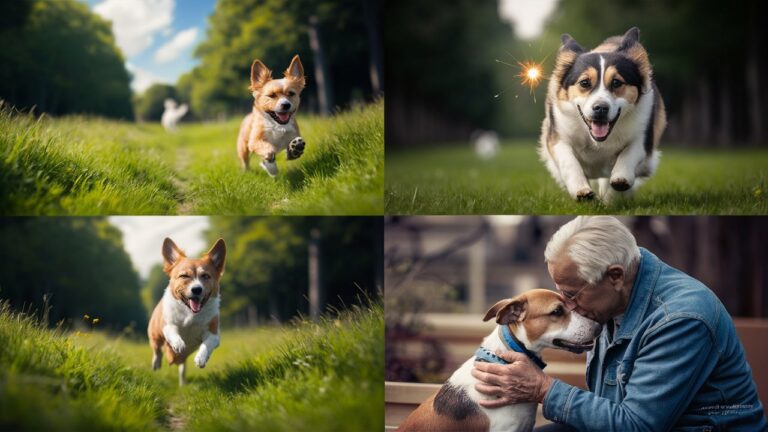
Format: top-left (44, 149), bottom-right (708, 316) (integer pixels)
top-left (558, 283), bottom-right (591, 310)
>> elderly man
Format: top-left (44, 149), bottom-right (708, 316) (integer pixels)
top-left (472, 216), bottom-right (766, 431)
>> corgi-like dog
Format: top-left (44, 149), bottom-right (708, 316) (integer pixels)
top-left (148, 237), bottom-right (226, 385)
top-left (237, 55), bottom-right (306, 177)
top-left (539, 27), bottom-right (666, 202)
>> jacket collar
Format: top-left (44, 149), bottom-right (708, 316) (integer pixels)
top-left (613, 247), bottom-right (662, 341)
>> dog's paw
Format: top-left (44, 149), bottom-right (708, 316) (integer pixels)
top-left (194, 349), bottom-right (209, 368)
top-left (575, 188), bottom-right (595, 201)
top-left (168, 337), bottom-right (186, 354)
top-left (260, 159), bottom-right (278, 177)
top-left (610, 177), bottom-right (632, 191)
top-left (286, 137), bottom-right (305, 160)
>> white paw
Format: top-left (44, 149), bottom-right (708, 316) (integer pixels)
top-left (168, 337), bottom-right (186, 354)
top-left (609, 175), bottom-right (634, 192)
top-left (194, 348), bottom-right (210, 368)
top-left (260, 160), bottom-right (278, 177)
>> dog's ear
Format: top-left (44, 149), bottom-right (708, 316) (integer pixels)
top-left (284, 55), bottom-right (305, 87)
top-left (483, 297), bottom-right (527, 325)
top-left (162, 238), bottom-right (186, 273)
top-left (205, 238), bottom-right (227, 275)
top-left (560, 34), bottom-right (585, 54)
top-left (618, 27), bottom-right (640, 51)
top-left (250, 59), bottom-right (272, 91)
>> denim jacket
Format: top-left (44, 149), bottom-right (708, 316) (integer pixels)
top-left (543, 248), bottom-right (767, 431)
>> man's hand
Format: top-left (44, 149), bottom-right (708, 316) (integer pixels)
top-left (471, 351), bottom-right (554, 408)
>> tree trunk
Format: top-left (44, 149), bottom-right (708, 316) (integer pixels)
top-left (308, 15), bottom-right (334, 115)
top-left (361, 0), bottom-right (383, 94)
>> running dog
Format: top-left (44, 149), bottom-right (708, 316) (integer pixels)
top-left (539, 27), bottom-right (666, 201)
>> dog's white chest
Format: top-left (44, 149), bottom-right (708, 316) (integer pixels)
top-left (261, 115), bottom-right (299, 150)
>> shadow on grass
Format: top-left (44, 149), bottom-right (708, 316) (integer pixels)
top-left (202, 359), bottom-right (290, 396)
top-left (284, 149), bottom-right (342, 192)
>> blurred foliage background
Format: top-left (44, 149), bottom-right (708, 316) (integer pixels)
top-left (0, 0), bottom-right (383, 121)
top-left (386, 0), bottom-right (767, 147)
top-left (0, 217), bottom-right (382, 335)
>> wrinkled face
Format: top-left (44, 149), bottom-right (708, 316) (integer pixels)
top-left (249, 55), bottom-right (305, 125)
top-left (560, 52), bottom-right (643, 142)
top-left (484, 289), bottom-right (602, 354)
top-left (547, 254), bottom-right (623, 325)
top-left (163, 238), bottom-right (226, 314)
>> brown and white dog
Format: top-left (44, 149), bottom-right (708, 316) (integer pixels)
top-left (539, 27), bottom-right (666, 202)
top-left (397, 289), bottom-right (601, 432)
top-left (148, 237), bottom-right (226, 385)
top-left (237, 55), bottom-right (306, 177)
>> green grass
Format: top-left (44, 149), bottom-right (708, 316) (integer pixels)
top-left (0, 301), bottom-right (383, 431)
top-left (385, 140), bottom-right (768, 214)
top-left (0, 100), bottom-right (383, 215)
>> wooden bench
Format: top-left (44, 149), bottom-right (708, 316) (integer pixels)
top-left (385, 314), bottom-right (768, 429)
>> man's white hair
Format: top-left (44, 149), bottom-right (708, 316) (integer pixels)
top-left (545, 216), bottom-right (640, 285)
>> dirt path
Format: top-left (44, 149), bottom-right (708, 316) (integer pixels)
top-left (172, 144), bottom-right (195, 214)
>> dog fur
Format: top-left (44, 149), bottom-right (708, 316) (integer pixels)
top-left (147, 237), bottom-right (226, 385)
top-left (237, 55), bottom-right (306, 177)
top-left (539, 27), bottom-right (666, 201)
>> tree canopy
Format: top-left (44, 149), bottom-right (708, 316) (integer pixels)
top-left (0, 0), bottom-right (133, 119)
top-left (0, 218), bottom-right (145, 331)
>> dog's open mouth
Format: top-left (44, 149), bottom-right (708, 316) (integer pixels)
top-left (578, 106), bottom-right (621, 142)
top-left (181, 293), bottom-right (210, 314)
top-left (268, 111), bottom-right (292, 125)
top-left (553, 338), bottom-right (595, 354)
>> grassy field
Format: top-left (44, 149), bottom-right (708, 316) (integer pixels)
top-left (0, 100), bottom-right (383, 215)
top-left (385, 141), bottom-right (768, 214)
top-left (0, 301), bottom-right (383, 431)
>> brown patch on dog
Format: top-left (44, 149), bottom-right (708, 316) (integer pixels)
top-left (397, 391), bottom-right (490, 432)
top-left (208, 315), bottom-right (219, 334)
top-left (483, 289), bottom-right (571, 346)
top-left (566, 67), bottom-right (598, 100)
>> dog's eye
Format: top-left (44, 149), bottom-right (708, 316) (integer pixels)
top-left (267, 93), bottom-right (276, 98)
top-left (287, 91), bottom-right (296, 97)
top-left (178, 274), bottom-right (191, 279)
top-left (201, 274), bottom-right (211, 280)
top-left (611, 79), bottom-right (623, 89)
top-left (579, 79), bottom-right (591, 89)
top-left (550, 306), bottom-right (564, 317)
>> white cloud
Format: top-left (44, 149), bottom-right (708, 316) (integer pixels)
top-left (498, 0), bottom-right (558, 40)
top-left (108, 216), bottom-right (211, 279)
top-left (94, 0), bottom-right (174, 57)
top-left (125, 62), bottom-right (170, 93)
top-left (154, 27), bottom-right (199, 63)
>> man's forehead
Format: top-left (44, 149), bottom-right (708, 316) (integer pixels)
top-left (549, 254), bottom-right (580, 281)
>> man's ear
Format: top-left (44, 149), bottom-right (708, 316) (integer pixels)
top-left (606, 265), bottom-right (625, 291)
top-left (205, 238), bottom-right (226, 275)
top-left (250, 59), bottom-right (272, 91)
top-left (483, 297), bottom-right (528, 324)
top-left (162, 238), bottom-right (186, 274)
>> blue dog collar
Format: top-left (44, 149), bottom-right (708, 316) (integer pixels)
top-left (474, 346), bottom-right (509, 365)
top-left (498, 325), bottom-right (547, 370)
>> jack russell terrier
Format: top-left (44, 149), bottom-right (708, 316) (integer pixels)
top-left (148, 237), bottom-right (226, 385)
top-left (397, 289), bottom-right (602, 432)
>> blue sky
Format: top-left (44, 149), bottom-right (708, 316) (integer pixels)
top-left (80, 0), bottom-right (217, 94)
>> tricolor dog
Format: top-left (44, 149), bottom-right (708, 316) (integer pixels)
top-left (148, 238), bottom-right (226, 385)
top-left (397, 289), bottom-right (601, 432)
top-left (539, 27), bottom-right (666, 201)
top-left (237, 55), bottom-right (306, 177)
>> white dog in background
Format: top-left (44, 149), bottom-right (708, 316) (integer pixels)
top-left (161, 99), bottom-right (189, 132)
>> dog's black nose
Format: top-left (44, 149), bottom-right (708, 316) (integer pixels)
top-left (191, 286), bottom-right (202, 295)
top-left (592, 103), bottom-right (609, 116)
top-left (280, 102), bottom-right (291, 110)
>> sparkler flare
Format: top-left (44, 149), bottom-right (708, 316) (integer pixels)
top-left (518, 60), bottom-right (544, 92)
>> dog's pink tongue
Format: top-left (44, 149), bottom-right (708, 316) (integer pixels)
top-left (591, 121), bottom-right (610, 139)
top-left (277, 112), bottom-right (291, 122)
top-left (189, 299), bottom-right (202, 313)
